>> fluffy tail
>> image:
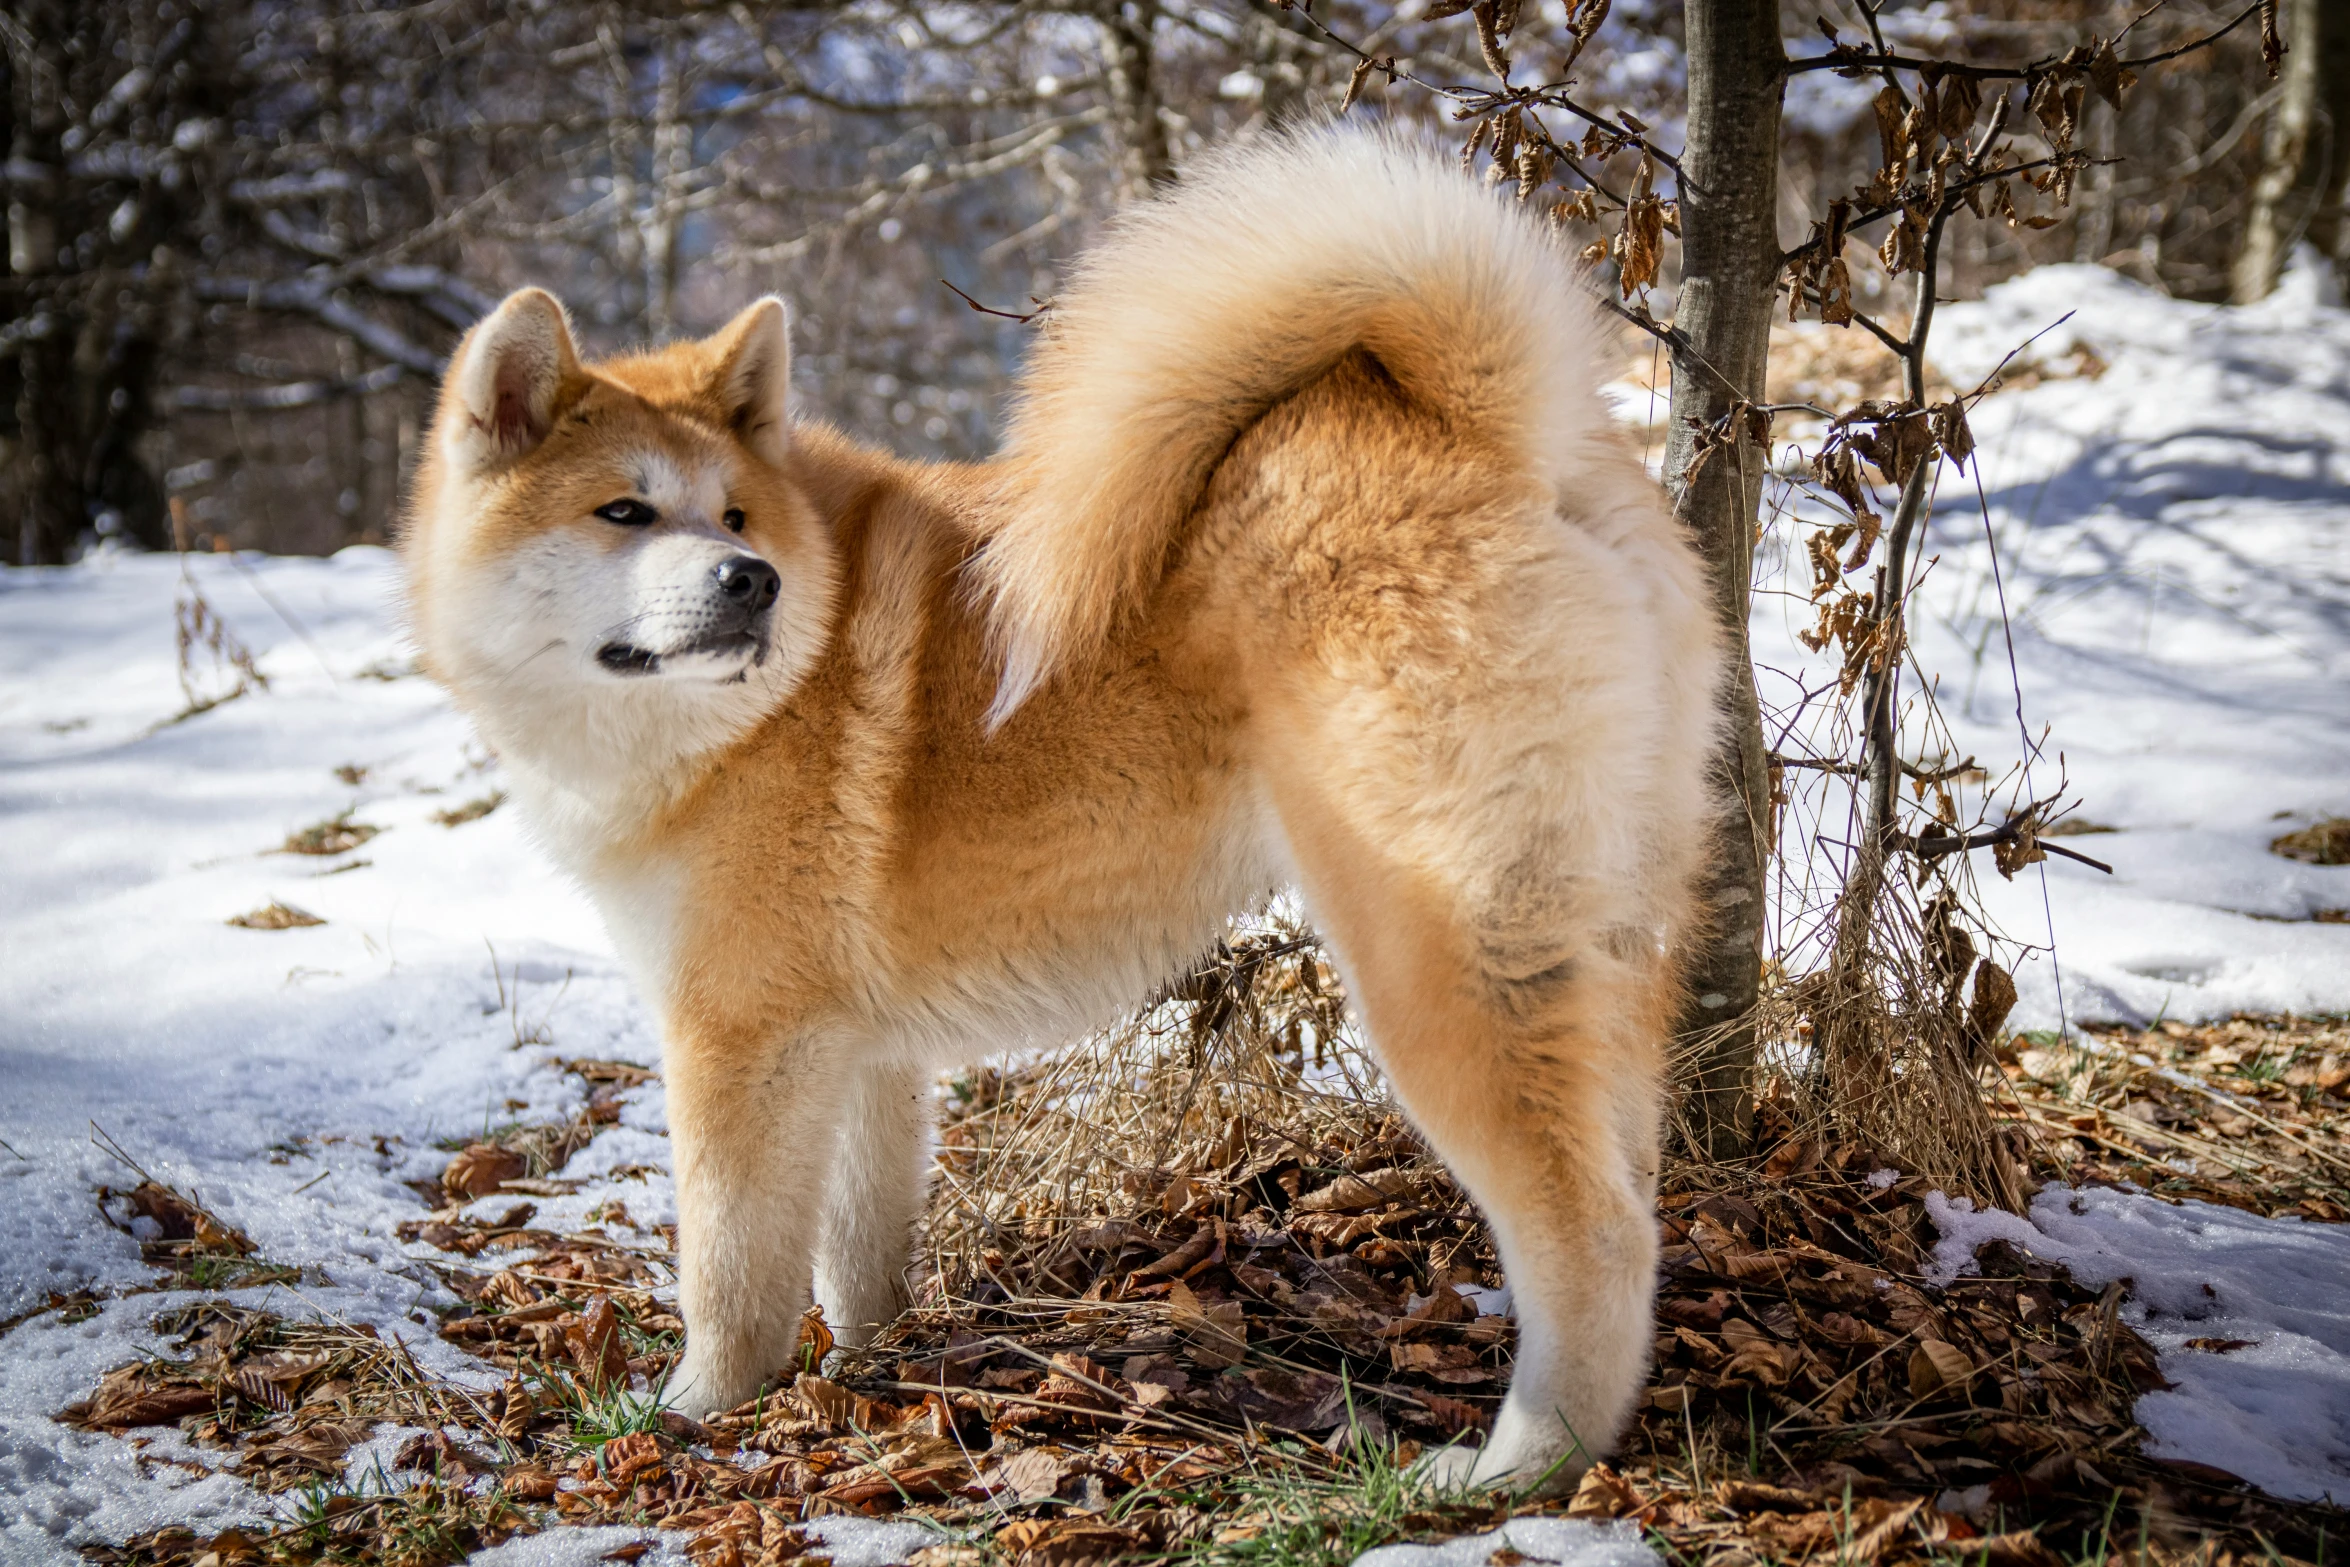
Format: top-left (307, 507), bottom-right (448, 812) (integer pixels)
top-left (975, 123), bottom-right (1627, 721)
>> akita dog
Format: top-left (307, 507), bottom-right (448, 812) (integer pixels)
top-left (403, 127), bottom-right (1721, 1487)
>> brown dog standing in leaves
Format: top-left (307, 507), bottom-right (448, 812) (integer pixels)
top-left (402, 126), bottom-right (1722, 1489)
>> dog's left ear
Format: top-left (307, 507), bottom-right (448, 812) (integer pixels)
top-left (703, 297), bottom-right (793, 468)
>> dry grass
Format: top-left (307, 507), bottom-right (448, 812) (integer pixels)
top-left (2269, 819), bottom-right (2350, 868)
top-left (227, 901), bottom-right (326, 931)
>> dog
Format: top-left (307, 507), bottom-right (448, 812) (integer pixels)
top-left (402, 126), bottom-right (1721, 1488)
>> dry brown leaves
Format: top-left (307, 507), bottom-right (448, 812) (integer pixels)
top-left (91, 1171), bottom-right (297, 1291)
top-left (885, 1100), bottom-right (1513, 1455)
top-left (2003, 1015), bottom-right (2350, 1220)
top-left (1634, 1156), bottom-right (2165, 1499)
top-left (61, 1300), bottom-right (484, 1495)
top-left (2270, 818), bottom-right (2350, 869)
top-left (279, 809), bottom-right (380, 856)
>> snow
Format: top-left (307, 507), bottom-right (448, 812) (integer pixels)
top-left (1928, 1186), bottom-right (2350, 1505)
top-left (1743, 253), bottom-right (2350, 1030)
top-left (2, 254), bottom-right (2348, 1556)
top-left (1355, 1516), bottom-right (1655, 1567)
top-left (454, 1518), bottom-right (940, 1567)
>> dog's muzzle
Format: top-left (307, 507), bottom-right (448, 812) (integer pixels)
top-left (596, 554), bottom-right (780, 676)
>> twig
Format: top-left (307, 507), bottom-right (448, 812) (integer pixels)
top-left (1783, 0), bottom-right (2260, 77)
top-left (1912, 806), bottom-right (2115, 874)
top-left (1961, 309), bottom-right (2079, 403)
top-left (939, 278), bottom-right (1051, 324)
top-left (88, 1122), bottom-right (159, 1185)
top-left (1772, 753), bottom-right (1977, 784)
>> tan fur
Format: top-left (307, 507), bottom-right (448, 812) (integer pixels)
top-left (402, 126), bottom-right (1722, 1488)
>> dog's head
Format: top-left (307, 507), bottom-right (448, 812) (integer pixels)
top-left (405, 289), bottom-right (837, 784)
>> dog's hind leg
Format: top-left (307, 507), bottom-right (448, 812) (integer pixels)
top-left (813, 1058), bottom-right (932, 1348)
top-left (1251, 608), bottom-right (1683, 1490)
top-left (1274, 779), bottom-right (1669, 1489)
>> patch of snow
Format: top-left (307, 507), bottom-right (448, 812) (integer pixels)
top-left (1458, 1284), bottom-right (1513, 1319)
top-left (1927, 1185), bottom-right (2350, 1503)
top-left (461, 1515), bottom-right (940, 1567)
top-left (463, 1526), bottom-right (687, 1566)
top-left (797, 1514), bottom-right (950, 1565)
top-left (1817, 261), bottom-right (2350, 1029)
top-left (1354, 1515), bottom-right (1656, 1567)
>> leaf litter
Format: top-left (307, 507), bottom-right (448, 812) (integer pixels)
top-left (62, 933), bottom-right (2350, 1566)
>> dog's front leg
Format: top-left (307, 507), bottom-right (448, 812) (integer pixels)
top-left (663, 1024), bottom-right (847, 1418)
top-left (813, 1058), bottom-right (933, 1349)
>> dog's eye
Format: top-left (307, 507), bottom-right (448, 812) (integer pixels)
top-left (595, 499), bottom-right (657, 527)
top-left (722, 508), bottom-right (746, 534)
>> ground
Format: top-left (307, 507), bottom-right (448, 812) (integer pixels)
top-left (1, 258), bottom-right (2348, 1565)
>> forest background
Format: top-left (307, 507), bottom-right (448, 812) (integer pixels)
top-left (5, 0), bottom-right (2343, 566)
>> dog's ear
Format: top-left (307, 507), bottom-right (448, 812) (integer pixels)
top-left (444, 288), bottom-right (580, 473)
top-left (703, 297), bottom-right (792, 468)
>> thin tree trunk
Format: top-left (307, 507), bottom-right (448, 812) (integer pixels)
top-left (2235, 0), bottom-right (2322, 302)
top-left (1662, 0), bottom-right (1785, 1160)
top-left (646, 40), bottom-right (688, 341)
top-left (2302, 0), bottom-right (2350, 277)
top-left (1097, 0), bottom-right (1174, 195)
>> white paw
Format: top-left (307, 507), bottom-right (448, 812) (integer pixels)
top-left (1413, 1440), bottom-right (1517, 1493)
top-left (1414, 1433), bottom-right (1586, 1497)
top-left (1413, 1441), bottom-right (1484, 1493)
top-left (660, 1355), bottom-right (752, 1420)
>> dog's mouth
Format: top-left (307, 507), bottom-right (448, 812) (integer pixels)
top-left (595, 631), bottom-right (764, 679)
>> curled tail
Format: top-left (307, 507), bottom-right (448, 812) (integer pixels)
top-left (975, 123), bottom-right (1627, 721)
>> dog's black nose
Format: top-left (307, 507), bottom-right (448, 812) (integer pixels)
top-left (714, 555), bottom-right (780, 613)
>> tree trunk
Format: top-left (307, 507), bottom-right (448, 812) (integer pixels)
top-left (1097, 0), bottom-right (1174, 195)
top-left (2235, 0), bottom-right (2332, 302)
top-left (2302, 0), bottom-right (2350, 278)
top-left (1662, 0), bottom-right (1785, 1160)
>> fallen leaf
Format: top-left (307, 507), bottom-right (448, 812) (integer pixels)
top-left (1008, 1520), bottom-right (1145, 1567)
top-left (600, 1431), bottom-right (665, 1487)
top-left (1566, 1461), bottom-right (1640, 1518)
top-left (1909, 1338), bottom-right (1976, 1398)
top-left (1295, 1168), bottom-right (1413, 1212)
top-left (442, 1143), bottom-right (527, 1200)
top-left (502, 1465), bottom-right (559, 1499)
top-left (566, 1296), bottom-right (628, 1392)
top-left (999, 1446), bottom-right (1069, 1503)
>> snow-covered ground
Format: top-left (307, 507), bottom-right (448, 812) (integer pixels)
top-left (0, 550), bottom-right (678, 1557)
top-left (2, 259), bottom-right (2347, 1558)
top-left (1755, 258), bottom-right (2350, 1028)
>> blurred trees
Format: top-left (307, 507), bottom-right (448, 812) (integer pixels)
top-left (0, 0), bottom-right (2288, 563)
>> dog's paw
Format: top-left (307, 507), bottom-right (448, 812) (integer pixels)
top-left (1413, 1436), bottom-right (1584, 1497)
top-left (660, 1354), bottom-right (753, 1421)
top-left (1400, 1447), bottom-right (1494, 1494)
